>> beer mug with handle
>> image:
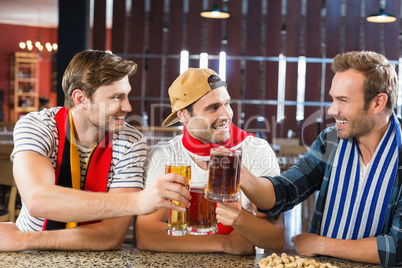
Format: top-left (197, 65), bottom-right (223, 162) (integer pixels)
top-left (205, 148), bottom-right (242, 203)
top-left (186, 181), bottom-right (217, 235)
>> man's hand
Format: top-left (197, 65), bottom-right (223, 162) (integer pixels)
top-left (136, 173), bottom-right (191, 215)
top-left (214, 146), bottom-right (231, 153)
top-left (216, 202), bottom-right (242, 226)
top-left (0, 222), bottom-right (26, 252)
top-left (291, 233), bottom-right (324, 256)
top-left (292, 233), bottom-right (381, 265)
top-left (239, 166), bottom-right (276, 210)
top-left (239, 165), bottom-right (257, 189)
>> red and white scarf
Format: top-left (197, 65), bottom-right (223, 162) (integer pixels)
top-left (182, 123), bottom-right (255, 157)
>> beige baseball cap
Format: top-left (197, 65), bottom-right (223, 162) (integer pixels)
top-left (162, 68), bottom-right (226, 127)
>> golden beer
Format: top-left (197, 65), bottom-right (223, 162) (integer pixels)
top-left (165, 164), bottom-right (191, 236)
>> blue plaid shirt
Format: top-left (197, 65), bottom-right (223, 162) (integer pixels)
top-left (259, 125), bottom-right (402, 267)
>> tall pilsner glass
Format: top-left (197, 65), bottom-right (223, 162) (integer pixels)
top-left (165, 163), bottom-right (191, 236)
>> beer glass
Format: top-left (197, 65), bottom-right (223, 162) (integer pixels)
top-left (186, 182), bottom-right (217, 235)
top-left (205, 148), bottom-right (242, 203)
top-left (165, 163), bottom-right (191, 236)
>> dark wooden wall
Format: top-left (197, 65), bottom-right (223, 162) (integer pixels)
top-left (92, 0), bottom-right (402, 146)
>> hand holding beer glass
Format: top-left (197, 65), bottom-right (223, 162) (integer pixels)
top-left (205, 148), bottom-right (242, 203)
top-left (165, 162), bottom-right (191, 236)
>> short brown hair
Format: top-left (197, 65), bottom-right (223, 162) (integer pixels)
top-left (62, 50), bottom-right (137, 108)
top-left (331, 51), bottom-right (397, 113)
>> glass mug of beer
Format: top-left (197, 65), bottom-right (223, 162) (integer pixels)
top-left (165, 163), bottom-right (191, 236)
top-left (205, 148), bottom-right (242, 203)
top-left (186, 182), bottom-right (217, 235)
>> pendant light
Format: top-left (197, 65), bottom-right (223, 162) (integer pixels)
top-left (200, 4), bottom-right (230, 19)
top-left (366, 8), bottom-right (396, 23)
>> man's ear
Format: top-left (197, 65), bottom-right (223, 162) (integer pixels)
top-left (72, 89), bottom-right (90, 109)
top-left (177, 109), bottom-right (189, 124)
top-left (372, 93), bottom-right (388, 114)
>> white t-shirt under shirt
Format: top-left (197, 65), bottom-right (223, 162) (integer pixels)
top-left (144, 134), bottom-right (280, 213)
top-left (11, 107), bottom-right (147, 232)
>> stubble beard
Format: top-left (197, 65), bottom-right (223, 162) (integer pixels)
top-left (337, 112), bottom-right (374, 140)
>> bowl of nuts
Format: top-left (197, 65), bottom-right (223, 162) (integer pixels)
top-left (259, 253), bottom-right (338, 268)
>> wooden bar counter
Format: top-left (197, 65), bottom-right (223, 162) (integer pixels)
top-left (0, 245), bottom-right (382, 267)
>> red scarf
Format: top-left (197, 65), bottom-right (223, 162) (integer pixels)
top-left (182, 123), bottom-right (255, 156)
top-left (42, 107), bottom-right (113, 230)
top-left (182, 123), bottom-right (254, 235)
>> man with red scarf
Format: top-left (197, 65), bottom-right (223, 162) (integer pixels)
top-left (0, 50), bottom-right (190, 251)
top-left (136, 68), bottom-right (284, 254)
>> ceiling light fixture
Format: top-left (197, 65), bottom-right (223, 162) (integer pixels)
top-left (19, 40), bottom-right (58, 53)
top-left (18, 9), bottom-right (58, 53)
top-left (200, 4), bottom-right (230, 19)
top-left (366, 8), bottom-right (396, 23)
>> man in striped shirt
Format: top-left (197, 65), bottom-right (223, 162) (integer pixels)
top-left (241, 51), bottom-right (402, 267)
top-left (0, 50), bottom-right (190, 251)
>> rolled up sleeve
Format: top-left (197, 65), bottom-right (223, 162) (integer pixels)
top-left (257, 134), bottom-right (330, 219)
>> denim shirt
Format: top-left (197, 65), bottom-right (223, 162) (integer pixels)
top-left (259, 125), bottom-right (402, 267)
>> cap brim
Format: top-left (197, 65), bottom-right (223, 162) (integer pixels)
top-left (161, 111), bottom-right (180, 127)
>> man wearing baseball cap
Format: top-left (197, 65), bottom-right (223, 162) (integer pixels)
top-left (136, 68), bottom-right (284, 254)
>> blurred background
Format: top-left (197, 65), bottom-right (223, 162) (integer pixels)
top-left (0, 0), bottom-right (401, 147)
